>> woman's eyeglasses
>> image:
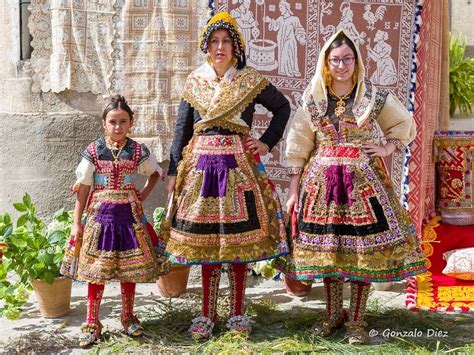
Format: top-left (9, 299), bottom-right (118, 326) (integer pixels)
top-left (328, 57), bottom-right (355, 66)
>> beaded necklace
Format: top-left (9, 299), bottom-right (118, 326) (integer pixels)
top-left (328, 82), bottom-right (357, 117)
top-left (106, 137), bottom-right (127, 166)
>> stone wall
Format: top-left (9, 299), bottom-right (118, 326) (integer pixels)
top-left (450, 0), bottom-right (474, 57)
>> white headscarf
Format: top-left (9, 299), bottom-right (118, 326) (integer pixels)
top-left (302, 29), bottom-right (377, 128)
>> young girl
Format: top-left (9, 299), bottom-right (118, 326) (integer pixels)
top-left (61, 95), bottom-right (169, 347)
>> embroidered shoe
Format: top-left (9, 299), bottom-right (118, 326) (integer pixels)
top-left (345, 322), bottom-right (369, 345)
top-left (226, 315), bottom-right (252, 336)
top-left (122, 315), bottom-right (144, 337)
top-left (79, 322), bottom-right (102, 348)
top-left (312, 310), bottom-right (347, 337)
top-left (188, 316), bottom-right (215, 340)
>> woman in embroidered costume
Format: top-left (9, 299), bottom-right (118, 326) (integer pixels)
top-left (165, 12), bottom-right (290, 339)
top-left (275, 30), bottom-right (427, 344)
top-left (61, 95), bottom-right (169, 347)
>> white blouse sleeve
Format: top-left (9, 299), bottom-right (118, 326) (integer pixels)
top-left (137, 152), bottom-right (163, 177)
top-left (75, 158), bottom-right (95, 186)
top-left (285, 107), bottom-right (317, 170)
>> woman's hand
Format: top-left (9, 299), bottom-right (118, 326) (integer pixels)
top-left (362, 142), bottom-right (396, 158)
top-left (286, 173), bottom-right (301, 213)
top-left (167, 176), bottom-right (177, 199)
top-left (286, 192), bottom-right (299, 214)
top-left (70, 223), bottom-right (83, 242)
top-left (245, 137), bottom-right (269, 155)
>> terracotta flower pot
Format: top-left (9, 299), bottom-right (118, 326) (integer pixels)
top-left (157, 264), bottom-right (191, 298)
top-left (372, 282), bottom-right (392, 291)
top-left (31, 276), bottom-right (72, 318)
top-left (283, 275), bottom-right (312, 297)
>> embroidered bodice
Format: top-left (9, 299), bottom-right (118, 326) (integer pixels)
top-left (84, 138), bottom-right (146, 191)
top-left (314, 88), bottom-right (385, 147)
top-left (73, 137), bottom-right (159, 194)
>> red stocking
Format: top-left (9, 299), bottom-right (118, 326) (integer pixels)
top-left (228, 264), bottom-right (247, 317)
top-left (87, 283), bottom-right (105, 324)
top-left (120, 282), bottom-right (136, 322)
top-left (201, 264), bottom-right (222, 321)
top-left (323, 277), bottom-right (344, 321)
top-left (347, 280), bottom-right (371, 325)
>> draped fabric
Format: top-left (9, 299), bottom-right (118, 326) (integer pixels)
top-left (406, 217), bottom-right (474, 312)
top-left (110, 1), bottom-right (209, 162)
top-left (409, 0), bottom-right (442, 233)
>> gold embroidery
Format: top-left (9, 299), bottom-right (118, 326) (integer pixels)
top-left (438, 286), bottom-right (474, 302)
top-left (166, 135), bottom-right (287, 263)
top-left (183, 67), bottom-right (269, 133)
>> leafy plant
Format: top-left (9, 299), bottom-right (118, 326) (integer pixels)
top-left (253, 260), bottom-right (280, 279)
top-left (449, 33), bottom-right (474, 116)
top-left (0, 194), bottom-right (72, 319)
top-left (153, 207), bottom-right (166, 235)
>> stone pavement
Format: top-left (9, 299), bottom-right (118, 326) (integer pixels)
top-left (0, 270), bottom-right (410, 353)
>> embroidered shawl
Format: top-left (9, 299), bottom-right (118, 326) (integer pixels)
top-left (182, 63), bottom-right (269, 134)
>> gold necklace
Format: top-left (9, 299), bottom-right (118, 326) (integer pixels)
top-left (328, 83), bottom-right (357, 117)
top-left (106, 137), bottom-right (127, 166)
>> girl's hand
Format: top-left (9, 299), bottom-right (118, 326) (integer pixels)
top-left (362, 142), bottom-right (395, 157)
top-left (167, 176), bottom-right (177, 199)
top-left (245, 137), bottom-right (269, 155)
top-left (70, 223), bottom-right (83, 242)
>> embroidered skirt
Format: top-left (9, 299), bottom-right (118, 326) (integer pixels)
top-left (275, 145), bottom-right (427, 282)
top-left (61, 190), bottom-right (169, 283)
top-left (165, 134), bottom-right (289, 265)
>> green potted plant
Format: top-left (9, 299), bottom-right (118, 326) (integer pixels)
top-left (0, 194), bottom-right (73, 319)
top-left (449, 33), bottom-right (474, 116)
top-left (153, 206), bottom-right (191, 298)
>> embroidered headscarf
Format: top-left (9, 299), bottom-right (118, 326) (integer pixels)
top-left (303, 29), bottom-right (376, 127)
top-left (199, 11), bottom-right (246, 69)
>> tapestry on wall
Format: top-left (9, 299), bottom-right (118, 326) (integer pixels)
top-left (109, 0), bottom-right (209, 161)
top-left (214, 0), bottom-right (419, 206)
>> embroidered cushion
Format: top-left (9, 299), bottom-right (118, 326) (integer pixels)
top-left (442, 247), bottom-right (474, 280)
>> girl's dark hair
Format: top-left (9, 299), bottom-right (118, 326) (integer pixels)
top-left (102, 94), bottom-right (134, 121)
top-left (325, 32), bottom-right (358, 60)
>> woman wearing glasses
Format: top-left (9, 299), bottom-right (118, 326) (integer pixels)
top-left (276, 30), bottom-right (426, 344)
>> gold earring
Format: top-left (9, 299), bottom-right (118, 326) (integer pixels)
top-left (206, 53), bottom-right (212, 64)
